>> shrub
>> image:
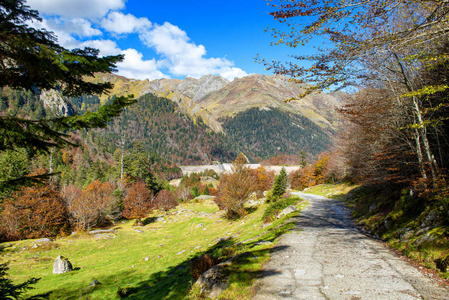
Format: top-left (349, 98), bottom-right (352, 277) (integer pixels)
top-left (154, 189), bottom-right (178, 212)
top-left (123, 181), bottom-right (154, 219)
top-left (1, 185), bottom-right (69, 241)
top-left (215, 153), bottom-right (256, 219)
top-left (190, 254), bottom-right (219, 280)
top-left (262, 195), bottom-right (302, 221)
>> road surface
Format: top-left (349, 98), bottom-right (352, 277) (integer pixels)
top-left (253, 192), bottom-right (449, 299)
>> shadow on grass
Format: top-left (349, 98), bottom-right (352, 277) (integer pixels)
top-left (43, 218), bottom-right (295, 299)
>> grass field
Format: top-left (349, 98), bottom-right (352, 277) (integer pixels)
top-left (1, 197), bottom-right (304, 299)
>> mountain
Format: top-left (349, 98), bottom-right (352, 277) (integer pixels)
top-left (85, 73), bottom-right (344, 135)
top-left (12, 73), bottom-right (346, 164)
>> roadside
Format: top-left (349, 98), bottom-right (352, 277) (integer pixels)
top-left (252, 192), bottom-right (449, 299)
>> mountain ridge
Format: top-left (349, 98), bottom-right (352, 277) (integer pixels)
top-left (83, 73), bottom-right (345, 134)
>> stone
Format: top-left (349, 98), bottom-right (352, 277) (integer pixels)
top-left (277, 205), bottom-right (298, 219)
top-left (90, 279), bottom-right (101, 287)
top-left (155, 217), bottom-right (165, 222)
top-left (421, 210), bottom-right (439, 228)
top-left (53, 255), bottom-right (73, 274)
top-left (88, 229), bottom-right (117, 235)
top-left (193, 258), bottom-right (233, 299)
top-left (144, 257), bottom-right (150, 261)
top-left (414, 232), bottom-right (436, 246)
top-left (35, 238), bottom-right (52, 243)
top-left (196, 223), bottom-right (205, 228)
top-left (134, 230), bottom-right (143, 233)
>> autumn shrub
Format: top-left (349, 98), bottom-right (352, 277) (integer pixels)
top-left (215, 153), bottom-right (257, 219)
top-left (64, 180), bottom-right (114, 231)
top-left (252, 166), bottom-right (275, 197)
top-left (154, 189), bottom-right (178, 212)
top-left (0, 185), bottom-right (69, 241)
top-left (123, 181), bottom-right (154, 219)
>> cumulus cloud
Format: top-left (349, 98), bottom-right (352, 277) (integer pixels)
top-left (26, 1), bottom-right (248, 81)
top-left (101, 12), bottom-right (152, 34)
top-left (27, 0), bottom-right (125, 19)
top-left (116, 49), bottom-right (167, 80)
top-left (139, 22), bottom-right (247, 80)
top-left (77, 39), bottom-right (122, 56)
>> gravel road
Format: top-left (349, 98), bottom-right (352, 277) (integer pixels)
top-left (253, 192), bottom-right (449, 299)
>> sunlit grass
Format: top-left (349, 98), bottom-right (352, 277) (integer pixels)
top-left (1, 198), bottom-right (303, 299)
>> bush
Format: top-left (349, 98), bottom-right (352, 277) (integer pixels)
top-left (262, 195), bottom-right (302, 221)
top-left (1, 185), bottom-right (69, 241)
top-left (154, 189), bottom-right (178, 212)
top-left (123, 181), bottom-right (154, 219)
top-left (215, 153), bottom-right (256, 219)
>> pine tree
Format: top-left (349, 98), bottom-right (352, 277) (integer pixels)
top-left (0, 0), bottom-right (136, 190)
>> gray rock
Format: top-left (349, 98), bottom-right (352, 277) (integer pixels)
top-left (90, 279), bottom-right (101, 287)
top-left (53, 255), bottom-right (73, 274)
top-left (144, 257), bottom-right (150, 261)
top-left (193, 258), bottom-right (234, 299)
top-left (196, 223), bottom-right (205, 228)
top-left (94, 233), bottom-right (116, 240)
top-left (254, 241), bottom-right (273, 247)
top-left (369, 204), bottom-right (377, 212)
top-left (421, 210), bottom-right (439, 228)
top-left (155, 217), bottom-right (165, 222)
top-left (89, 229), bottom-right (117, 235)
top-left (277, 205), bottom-right (298, 219)
top-left (134, 230), bottom-right (143, 233)
top-left (414, 232), bottom-right (436, 246)
top-left (35, 238), bottom-right (52, 243)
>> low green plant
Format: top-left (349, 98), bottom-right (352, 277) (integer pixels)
top-left (262, 195), bottom-right (302, 221)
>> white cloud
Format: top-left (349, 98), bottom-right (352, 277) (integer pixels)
top-left (116, 49), bottom-right (167, 80)
top-left (101, 12), bottom-right (152, 34)
top-left (139, 22), bottom-right (247, 80)
top-left (219, 67), bottom-right (249, 81)
top-left (27, 0), bottom-right (125, 19)
top-left (77, 39), bottom-right (122, 56)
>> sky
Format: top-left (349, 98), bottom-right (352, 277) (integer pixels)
top-left (25, 0), bottom-right (299, 82)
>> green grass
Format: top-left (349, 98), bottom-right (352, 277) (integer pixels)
top-left (303, 182), bottom-right (357, 199)
top-left (1, 198), bottom-right (304, 299)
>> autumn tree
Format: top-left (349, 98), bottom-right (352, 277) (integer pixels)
top-left (263, 0), bottom-right (449, 188)
top-left (0, 185), bottom-right (69, 240)
top-left (154, 189), bottom-right (178, 213)
top-left (216, 153), bottom-right (256, 219)
top-left (253, 166), bottom-right (275, 197)
top-left (123, 181), bottom-right (153, 220)
top-left (67, 180), bottom-right (114, 230)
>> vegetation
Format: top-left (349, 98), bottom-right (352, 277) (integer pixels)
top-left (0, 0), bottom-right (136, 192)
top-left (215, 154), bottom-right (257, 219)
top-left (1, 196), bottom-right (302, 299)
top-left (222, 107), bottom-right (332, 160)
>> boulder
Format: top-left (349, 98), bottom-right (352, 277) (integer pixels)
top-left (277, 205), bottom-right (298, 219)
top-left (90, 279), bottom-right (101, 287)
top-left (196, 223), bottom-right (205, 228)
top-left (193, 258), bottom-right (234, 299)
top-left (421, 210), bottom-right (439, 228)
top-left (53, 255), bottom-right (73, 274)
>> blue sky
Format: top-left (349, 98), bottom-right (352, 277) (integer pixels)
top-left (25, 0), bottom-right (299, 81)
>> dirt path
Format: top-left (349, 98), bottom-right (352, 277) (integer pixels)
top-left (253, 192), bottom-right (449, 299)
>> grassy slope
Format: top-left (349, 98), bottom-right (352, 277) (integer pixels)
top-left (305, 183), bottom-right (449, 280)
top-left (1, 198), bottom-right (304, 299)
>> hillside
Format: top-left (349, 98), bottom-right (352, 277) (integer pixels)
top-left (84, 73), bottom-right (345, 135)
top-left (71, 73), bottom-right (344, 162)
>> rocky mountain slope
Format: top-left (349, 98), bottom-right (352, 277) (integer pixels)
top-left (85, 73), bottom-right (345, 134)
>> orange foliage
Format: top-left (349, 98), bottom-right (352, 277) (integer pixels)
top-left (0, 185), bottom-right (69, 241)
top-left (154, 189), bottom-right (178, 212)
top-left (290, 152), bottom-right (332, 190)
top-left (68, 180), bottom-right (114, 230)
top-left (123, 181), bottom-right (153, 219)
